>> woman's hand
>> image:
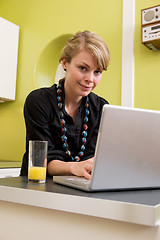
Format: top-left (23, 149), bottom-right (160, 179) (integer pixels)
top-left (48, 158), bottom-right (94, 180)
top-left (69, 158), bottom-right (94, 180)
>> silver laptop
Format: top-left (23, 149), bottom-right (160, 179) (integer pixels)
top-left (53, 105), bottom-right (160, 192)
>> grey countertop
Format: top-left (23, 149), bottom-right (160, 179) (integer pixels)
top-left (0, 177), bottom-right (160, 226)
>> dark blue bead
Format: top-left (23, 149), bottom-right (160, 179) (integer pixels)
top-left (66, 150), bottom-right (71, 156)
top-left (74, 156), bottom-right (80, 161)
top-left (57, 89), bottom-right (62, 95)
top-left (60, 119), bottom-right (65, 126)
top-left (82, 138), bottom-right (86, 144)
top-left (81, 145), bottom-right (85, 151)
top-left (57, 83), bottom-right (61, 89)
top-left (61, 134), bottom-right (67, 142)
top-left (63, 143), bottom-right (68, 150)
top-left (78, 151), bottom-right (84, 157)
top-left (85, 109), bottom-right (89, 116)
top-left (57, 96), bottom-right (62, 102)
top-left (59, 111), bottom-right (64, 118)
top-left (85, 103), bottom-right (89, 108)
top-left (58, 103), bottom-right (63, 109)
top-left (82, 131), bottom-right (87, 137)
top-left (84, 116), bottom-right (88, 123)
top-left (62, 127), bottom-right (67, 133)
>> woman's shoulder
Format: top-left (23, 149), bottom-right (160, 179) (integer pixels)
top-left (25, 84), bottom-right (57, 107)
top-left (24, 84), bottom-right (57, 117)
top-left (89, 92), bottom-right (109, 106)
top-left (26, 84), bottom-right (56, 101)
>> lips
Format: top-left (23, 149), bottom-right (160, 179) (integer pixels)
top-left (79, 83), bottom-right (93, 90)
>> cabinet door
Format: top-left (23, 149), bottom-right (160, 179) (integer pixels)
top-left (0, 17), bottom-right (19, 102)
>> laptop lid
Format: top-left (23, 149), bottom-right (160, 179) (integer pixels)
top-left (90, 105), bottom-right (160, 191)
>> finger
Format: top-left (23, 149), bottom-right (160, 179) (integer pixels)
top-left (83, 165), bottom-right (92, 179)
top-left (83, 171), bottom-right (91, 180)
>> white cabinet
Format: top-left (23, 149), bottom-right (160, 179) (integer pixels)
top-left (0, 17), bottom-right (19, 102)
top-left (0, 168), bottom-right (20, 178)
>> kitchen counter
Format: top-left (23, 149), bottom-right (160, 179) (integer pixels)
top-left (0, 177), bottom-right (160, 226)
top-left (2, 177), bottom-right (160, 240)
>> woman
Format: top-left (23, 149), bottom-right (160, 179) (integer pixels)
top-left (20, 30), bottom-right (110, 180)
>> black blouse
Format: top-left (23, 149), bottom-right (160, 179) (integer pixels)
top-left (20, 82), bottom-right (108, 176)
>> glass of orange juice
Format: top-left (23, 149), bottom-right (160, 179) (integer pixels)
top-left (28, 140), bottom-right (48, 183)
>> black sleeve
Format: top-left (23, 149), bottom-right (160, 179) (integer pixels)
top-left (24, 90), bottom-right (54, 142)
top-left (20, 89), bottom-right (67, 176)
top-left (24, 89), bottom-right (68, 161)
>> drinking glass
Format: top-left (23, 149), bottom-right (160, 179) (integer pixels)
top-left (28, 140), bottom-right (48, 183)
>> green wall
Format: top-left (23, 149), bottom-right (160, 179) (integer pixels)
top-left (135, 0), bottom-right (160, 111)
top-left (1, 0), bottom-right (160, 165)
top-left (0, 0), bottom-right (122, 163)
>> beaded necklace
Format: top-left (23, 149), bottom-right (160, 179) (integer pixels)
top-left (57, 79), bottom-right (89, 161)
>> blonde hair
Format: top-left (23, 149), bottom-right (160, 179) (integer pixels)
top-left (59, 30), bottom-right (110, 71)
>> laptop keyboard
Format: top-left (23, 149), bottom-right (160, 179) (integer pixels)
top-left (67, 176), bottom-right (90, 185)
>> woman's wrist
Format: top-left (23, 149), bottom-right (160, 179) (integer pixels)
top-left (48, 160), bottom-right (74, 176)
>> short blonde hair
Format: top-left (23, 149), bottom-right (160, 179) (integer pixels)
top-left (59, 30), bottom-right (110, 71)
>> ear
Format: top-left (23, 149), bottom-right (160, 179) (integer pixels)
top-left (61, 59), bottom-right (67, 71)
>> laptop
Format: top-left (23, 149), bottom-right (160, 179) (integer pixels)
top-left (53, 105), bottom-right (160, 192)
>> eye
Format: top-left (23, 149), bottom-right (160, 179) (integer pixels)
top-left (79, 66), bottom-right (87, 71)
top-left (94, 70), bottom-right (102, 75)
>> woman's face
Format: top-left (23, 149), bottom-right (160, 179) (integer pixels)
top-left (62, 48), bottom-right (103, 99)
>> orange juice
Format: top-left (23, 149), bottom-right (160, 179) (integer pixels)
top-left (28, 167), bottom-right (46, 181)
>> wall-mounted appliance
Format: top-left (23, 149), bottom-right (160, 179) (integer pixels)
top-left (141, 5), bottom-right (160, 50)
top-left (0, 17), bottom-right (19, 102)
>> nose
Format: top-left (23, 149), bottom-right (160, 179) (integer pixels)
top-left (84, 72), bottom-right (94, 83)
